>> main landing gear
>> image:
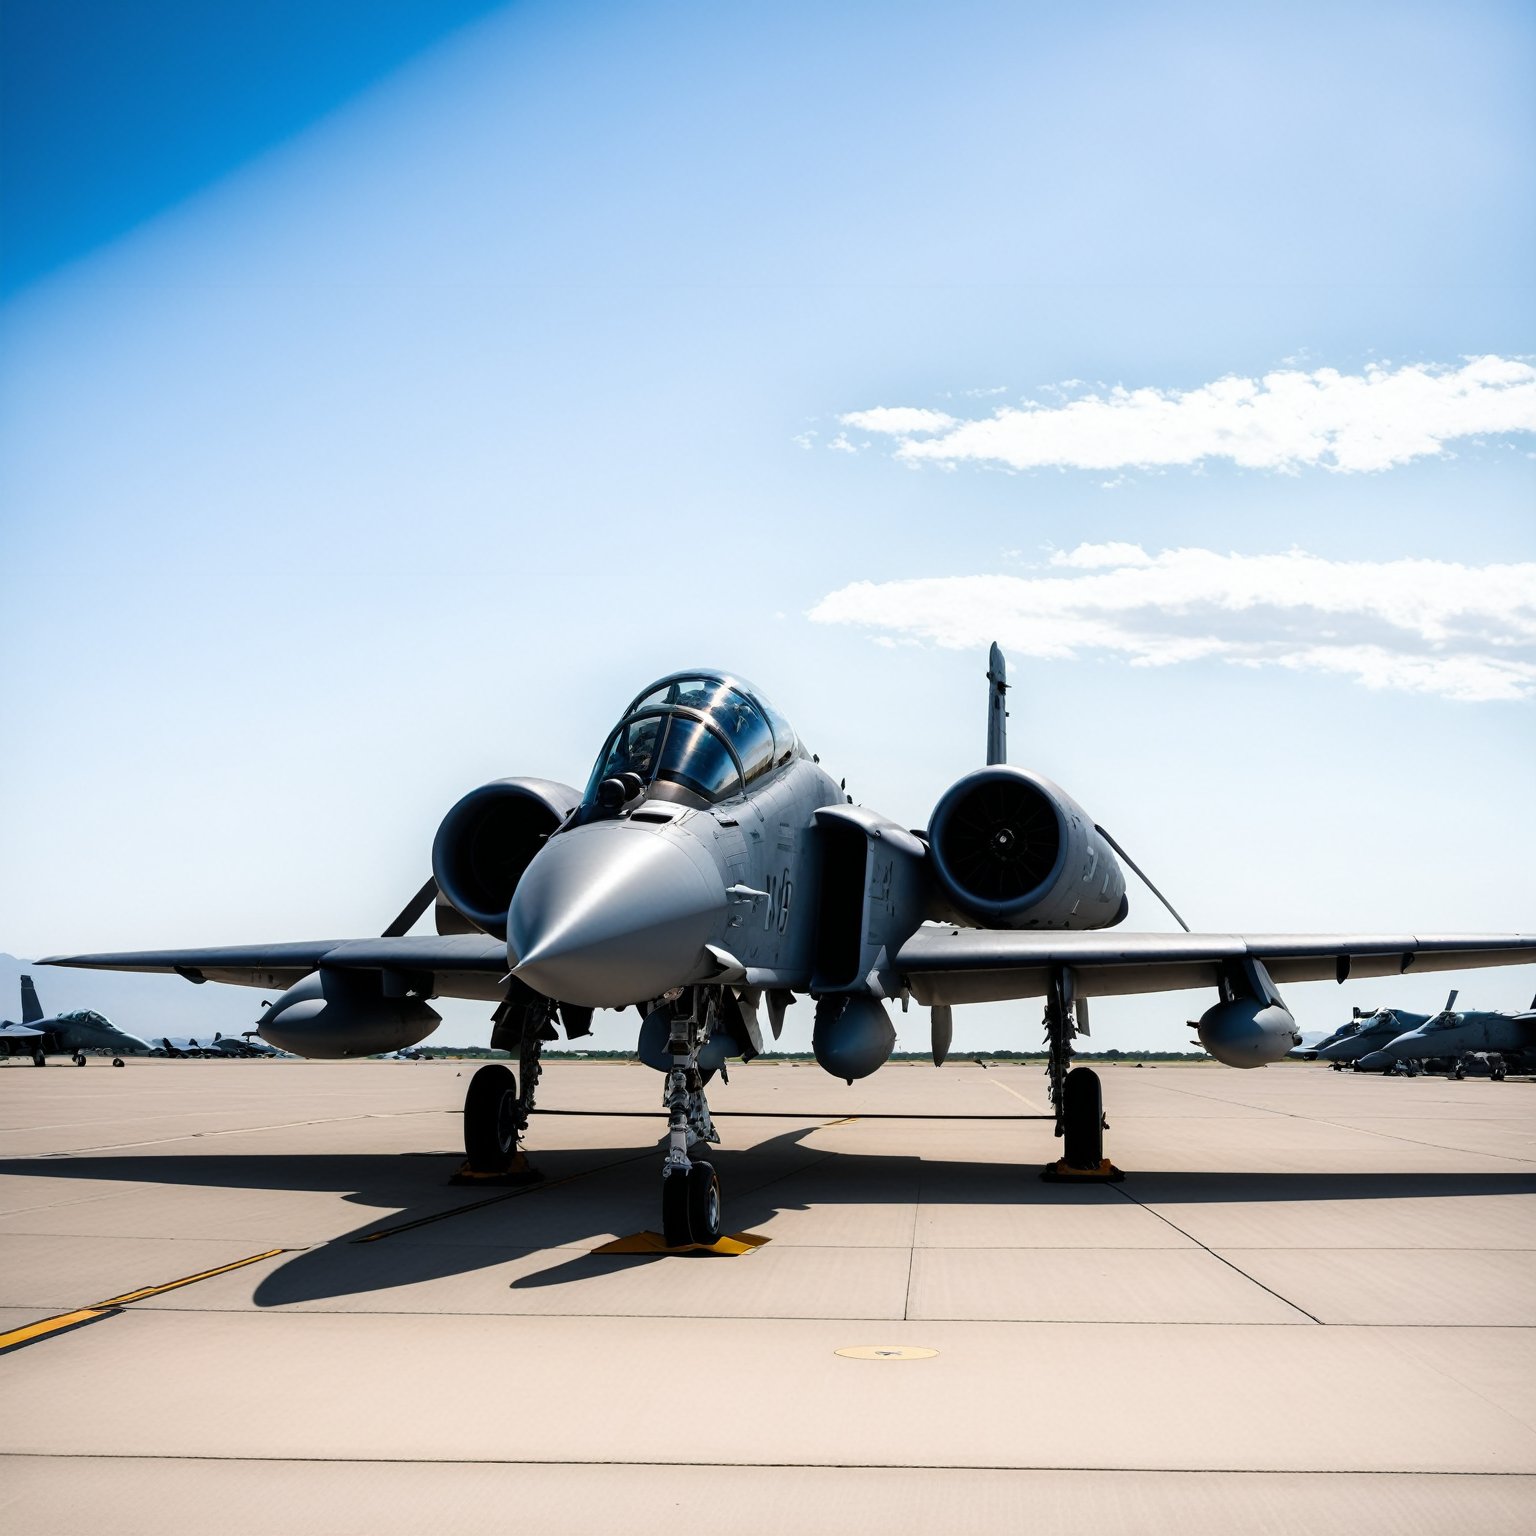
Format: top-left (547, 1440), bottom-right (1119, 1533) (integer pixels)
top-left (461, 982), bottom-right (556, 1177)
top-left (73, 1053), bottom-right (86, 1067)
top-left (1041, 969), bottom-right (1122, 1182)
top-left (659, 988), bottom-right (723, 1247)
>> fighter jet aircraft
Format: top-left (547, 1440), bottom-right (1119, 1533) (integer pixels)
top-left (0, 975), bottom-right (153, 1066)
top-left (42, 650), bottom-right (1536, 1244)
top-left (1312, 1006), bottom-right (1433, 1068)
top-left (1359, 991), bottom-right (1536, 1077)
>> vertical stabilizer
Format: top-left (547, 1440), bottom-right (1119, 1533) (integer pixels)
top-left (20, 975), bottom-right (43, 1024)
top-left (986, 643), bottom-right (1008, 765)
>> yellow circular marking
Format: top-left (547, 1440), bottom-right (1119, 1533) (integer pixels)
top-left (834, 1345), bottom-right (938, 1361)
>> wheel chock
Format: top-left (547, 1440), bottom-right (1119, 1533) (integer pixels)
top-left (448, 1154), bottom-right (542, 1187)
top-left (591, 1230), bottom-right (770, 1257)
top-left (1041, 1158), bottom-right (1125, 1183)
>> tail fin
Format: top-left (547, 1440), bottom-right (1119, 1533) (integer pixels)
top-left (20, 975), bottom-right (43, 1024)
top-left (986, 643), bottom-right (1008, 765)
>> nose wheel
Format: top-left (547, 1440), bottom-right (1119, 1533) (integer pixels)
top-left (659, 990), bottom-right (724, 1246)
top-left (662, 1160), bottom-right (722, 1247)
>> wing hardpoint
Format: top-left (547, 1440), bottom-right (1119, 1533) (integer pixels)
top-left (39, 935), bottom-right (510, 1002)
top-left (895, 930), bottom-right (1536, 1006)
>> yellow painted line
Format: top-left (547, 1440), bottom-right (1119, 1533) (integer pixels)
top-left (0, 1307), bottom-right (116, 1355)
top-left (93, 1248), bottom-right (287, 1307)
top-left (0, 1248), bottom-right (290, 1358)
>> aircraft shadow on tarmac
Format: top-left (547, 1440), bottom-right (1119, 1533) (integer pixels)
top-left (5, 1127), bottom-right (1535, 1308)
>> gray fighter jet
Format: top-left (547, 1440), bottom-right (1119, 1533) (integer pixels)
top-left (42, 650), bottom-right (1536, 1243)
top-left (1312, 1006), bottom-right (1433, 1068)
top-left (0, 975), bottom-right (153, 1066)
top-left (1361, 992), bottom-right (1536, 1076)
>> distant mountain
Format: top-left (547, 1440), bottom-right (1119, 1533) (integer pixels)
top-left (0, 952), bottom-right (269, 1037)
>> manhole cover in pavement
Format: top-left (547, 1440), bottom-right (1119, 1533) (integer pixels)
top-left (834, 1346), bottom-right (938, 1361)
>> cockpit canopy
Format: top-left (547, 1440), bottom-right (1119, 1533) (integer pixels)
top-left (59, 1009), bottom-right (109, 1027)
top-left (586, 672), bottom-right (798, 807)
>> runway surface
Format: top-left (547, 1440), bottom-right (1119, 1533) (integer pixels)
top-left (2, 1056), bottom-right (1533, 1533)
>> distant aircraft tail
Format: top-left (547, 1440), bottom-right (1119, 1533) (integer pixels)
top-left (20, 975), bottom-right (43, 1024)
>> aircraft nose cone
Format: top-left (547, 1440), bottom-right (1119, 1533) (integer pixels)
top-left (508, 826), bottom-right (726, 1008)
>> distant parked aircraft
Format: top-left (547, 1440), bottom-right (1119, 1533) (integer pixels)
top-left (1313, 1007), bottom-right (1432, 1068)
top-left (0, 975), bottom-right (153, 1066)
top-left (1358, 992), bottom-right (1536, 1077)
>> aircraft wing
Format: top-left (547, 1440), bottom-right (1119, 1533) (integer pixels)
top-left (38, 936), bottom-right (508, 1001)
top-left (0, 1023), bottom-right (48, 1039)
top-left (895, 930), bottom-right (1536, 1006)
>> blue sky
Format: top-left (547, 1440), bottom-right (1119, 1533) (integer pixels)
top-left (2, 1), bottom-right (1532, 1051)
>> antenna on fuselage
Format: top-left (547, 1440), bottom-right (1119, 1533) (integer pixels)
top-left (986, 642), bottom-right (1008, 765)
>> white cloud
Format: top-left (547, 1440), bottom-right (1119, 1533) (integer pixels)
top-left (808, 543), bottom-right (1536, 702)
top-left (839, 406), bottom-right (958, 435)
top-left (845, 357), bottom-right (1536, 474)
top-left (1049, 541), bottom-right (1153, 569)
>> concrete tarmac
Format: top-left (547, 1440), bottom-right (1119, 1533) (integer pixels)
top-left (1, 1056), bottom-right (1533, 1533)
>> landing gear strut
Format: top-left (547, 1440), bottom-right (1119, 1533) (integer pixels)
top-left (659, 988), bottom-right (723, 1246)
top-left (461, 983), bottom-right (556, 1175)
top-left (1041, 968), bottom-right (1121, 1181)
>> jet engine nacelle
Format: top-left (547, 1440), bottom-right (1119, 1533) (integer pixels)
top-left (257, 969), bottom-right (441, 1059)
top-left (813, 994), bottom-right (896, 1082)
top-left (431, 777), bottom-right (582, 940)
top-left (927, 766), bottom-right (1127, 929)
top-left (1196, 999), bottom-right (1300, 1069)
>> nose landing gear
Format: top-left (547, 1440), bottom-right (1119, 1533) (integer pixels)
top-left (659, 989), bottom-right (724, 1246)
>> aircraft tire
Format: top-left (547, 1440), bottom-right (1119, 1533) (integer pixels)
top-left (463, 1063), bottom-right (519, 1172)
top-left (687, 1161), bottom-right (722, 1245)
top-left (73, 1054), bottom-right (86, 1067)
top-left (1061, 1066), bottom-right (1104, 1170)
top-left (32, 1054), bottom-right (45, 1067)
top-left (113, 1058), bottom-right (125, 1068)
top-left (662, 1170), bottom-right (692, 1248)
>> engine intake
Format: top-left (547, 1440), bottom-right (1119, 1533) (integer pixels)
top-left (927, 767), bottom-right (1126, 929)
top-left (431, 777), bottom-right (581, 939)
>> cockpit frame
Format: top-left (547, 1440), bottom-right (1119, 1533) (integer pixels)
top-left (583, 670), bottom-right (799, 810)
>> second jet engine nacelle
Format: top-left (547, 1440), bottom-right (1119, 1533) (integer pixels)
top-left (1196, 999), bottom-right (1301, 1069)
top-left (431, 777), bottom-right (582, 940)
top-left (927, 767), bottom-right (1127, 929)
top-left (257, 969), bottom-right (441, 1059)
top-left (813, 994), bottom-right (896, 1083)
